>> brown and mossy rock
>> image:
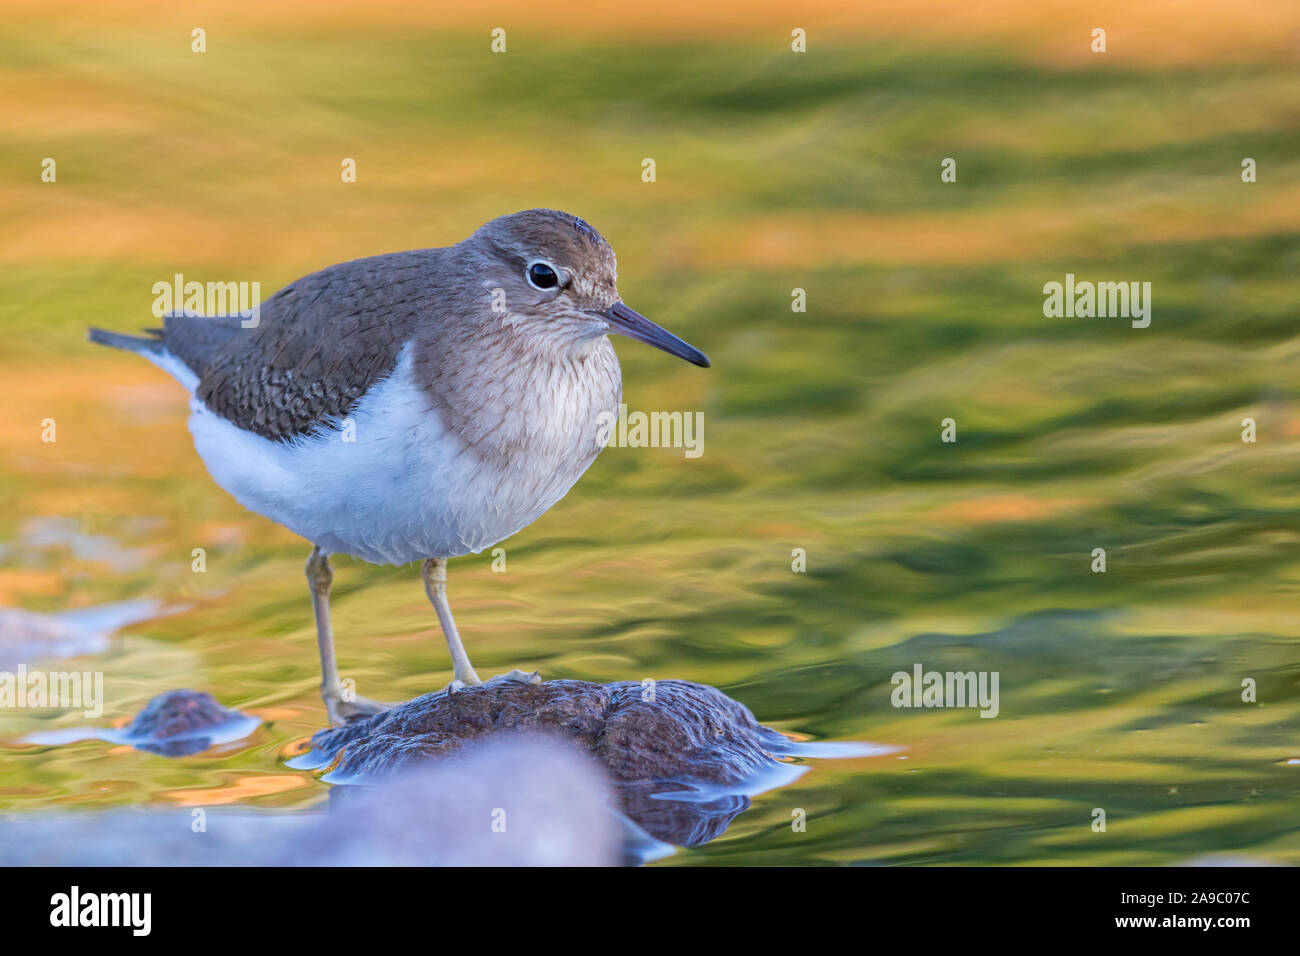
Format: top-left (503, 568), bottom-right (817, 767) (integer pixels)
top-left (309, 679), bottom-right (795, 847)
top-left (313, 679), bottom-right (791, 785)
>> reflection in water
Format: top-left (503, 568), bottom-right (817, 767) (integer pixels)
top-left (620, 739), bottom-right (899, 849)
top-left (4, 516), bottom-right (155, 571)
top-left (0, 600), bottom-right (162, 670)
top-left (618, 766), bottom-right (804, 850)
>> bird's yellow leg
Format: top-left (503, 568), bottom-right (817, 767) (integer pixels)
top-left (307, 547), bottom-right (391, 726)
top-left (422, 557), bottom-right (540, 694)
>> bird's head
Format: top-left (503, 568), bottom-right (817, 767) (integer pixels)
top-left (465, 209), bottom-right (709, 367)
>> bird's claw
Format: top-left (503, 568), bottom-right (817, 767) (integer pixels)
top-left (442, 669), bottom-right (541, 696)
top-left (489, 668), bottom-right (542, 686)
top-left (325, 693), bottom-right (392, 727)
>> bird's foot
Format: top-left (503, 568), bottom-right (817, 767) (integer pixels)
top-left (324, 692), bottom-right (392, 727)
top-left (486, 668), bottom-right (543, 688)
top-left (442, 669), bottom-right (542, 696)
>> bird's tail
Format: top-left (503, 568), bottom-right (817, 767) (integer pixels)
top-left (87, 327), bottom-right (164, 355)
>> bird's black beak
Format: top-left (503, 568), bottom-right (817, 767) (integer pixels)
top-left (594, 301), bottom-right (710, 368)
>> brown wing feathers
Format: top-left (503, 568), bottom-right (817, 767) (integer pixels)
top-left (183, 252), bottom-right (436, 442)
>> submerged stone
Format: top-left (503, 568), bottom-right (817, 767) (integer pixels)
top-left (121, 688), bottom-right (259, 756)
top-left (24, 688), bottom-right (262, 756)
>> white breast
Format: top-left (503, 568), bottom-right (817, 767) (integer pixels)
top-left (185, 346), bottom-right (614, 565)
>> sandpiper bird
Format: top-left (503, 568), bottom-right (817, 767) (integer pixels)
top-left (89, 209), bottom-right (709, 725)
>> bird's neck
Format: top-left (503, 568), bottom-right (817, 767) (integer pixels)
top-left (411, 331), bottom-right (622, 470)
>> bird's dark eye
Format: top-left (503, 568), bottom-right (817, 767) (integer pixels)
top-left (526, 261), bottom-right (559, 290)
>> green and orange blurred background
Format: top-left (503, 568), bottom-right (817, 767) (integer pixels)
top-left (2, 0), bottom-right (1299, 864)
